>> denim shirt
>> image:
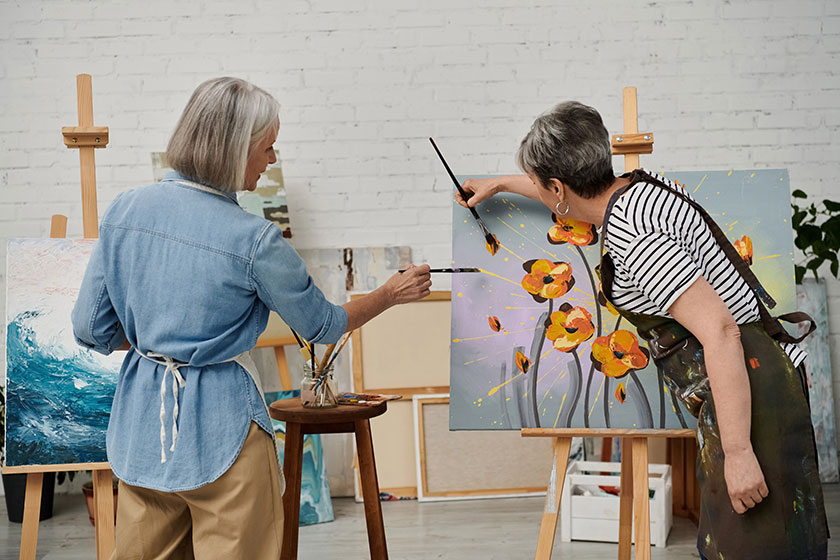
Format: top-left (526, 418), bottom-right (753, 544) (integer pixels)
top-left (71, 172), bottom-right (348, 491)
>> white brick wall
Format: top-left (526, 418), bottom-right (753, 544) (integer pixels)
top-left (1, 0), bottom-right (840, 458)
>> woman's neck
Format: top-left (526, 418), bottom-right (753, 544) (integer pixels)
top-left (570, 176), bottom-right (633, 227)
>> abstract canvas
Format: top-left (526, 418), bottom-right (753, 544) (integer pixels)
top-left (151, 151), bottom-right (292, 238)
top-left (264, 390), bottom-right (334, 525)
top-left (5, 238), bottom-right (123, 466)
top-left (450, 170), bottom-right (799, 431)
top-left (796, 280), bottom-right (839, 482)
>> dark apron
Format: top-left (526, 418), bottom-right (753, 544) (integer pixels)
top-left (598, 169), bottom-right (828, 560)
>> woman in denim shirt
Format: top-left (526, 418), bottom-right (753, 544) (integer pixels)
top-left (71, 77), bottom-right (431, 559)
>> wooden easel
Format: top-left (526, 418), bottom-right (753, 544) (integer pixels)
top-left (523, 87), bottom-right (696, 560)
top-left (1, 74), bottom-right (116, 560)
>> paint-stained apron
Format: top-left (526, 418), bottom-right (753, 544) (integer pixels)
top-left (598, 169), bottom-right (827, 560)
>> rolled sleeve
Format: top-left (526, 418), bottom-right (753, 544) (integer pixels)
top-left (71, 240), bottom-right (125, 355)
top-left (250, 224), bottom-right (348, 344)
top-left (626, 232), bottom-right (702, 312)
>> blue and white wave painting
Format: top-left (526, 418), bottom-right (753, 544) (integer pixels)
top-left (5, 238), bottom-right (123, 467)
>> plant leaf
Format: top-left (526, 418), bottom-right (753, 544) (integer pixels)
top-left (792, 189), bottom-right (807, 199)
top-left (795, 265), bottom-right (806, 284)
top-left (795, 224), bottom-right (822, 250)
top-left (792, 210), bottom-right (807, 229)
top-left (823, 199), bottom-right (840, 212)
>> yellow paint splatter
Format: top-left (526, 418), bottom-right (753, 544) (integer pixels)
top-left (457, 292), bottom-right (463, 297)
top-left (693, 174), bottom-right (708, 193)
top-left (727, 170), bottom-right (733, 176)
top-left (478, 268), bottom-right (521, 287)
top-left (488, 372), bottom-right (525, 396)
top-left (757, 254), bottom-right (780, 261)
top-left (553, 394), bottom-right (567, 428)
top-left (464, 356), bottom-right (488, 365)
top-left (453, 327), bottom-right (535, 343)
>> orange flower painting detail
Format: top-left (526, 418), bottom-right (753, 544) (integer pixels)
top-left (515, 351), bottom-right (531, 374)
top-left (488, 316), bottom-right (502, 332)
top-left (521, 259), bottom-right (575, 303)
top-left (734, 235), bottom-right (753, 265)
top-left (590, 330), bottom-right (650, 378)
top-left (545, 303), bottom-right (595, 352)
top-left (547, 216), bottom-right (598, 247)
top-left (615, 382), bottom-right (626, 403)
top-left (485, 233), bottom-right (501, 256)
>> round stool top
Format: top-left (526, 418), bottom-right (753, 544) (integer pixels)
top-left (269, 397), bottom-right (388, 424)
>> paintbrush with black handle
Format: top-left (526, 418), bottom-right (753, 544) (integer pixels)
top-left (429, 137), bottom-right (500, 255)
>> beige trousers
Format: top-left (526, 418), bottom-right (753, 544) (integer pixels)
top-left (111, 422), bottom-right (284, 560)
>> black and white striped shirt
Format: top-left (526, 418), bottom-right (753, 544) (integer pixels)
top-left (604, 169), bottom-right (805, 367)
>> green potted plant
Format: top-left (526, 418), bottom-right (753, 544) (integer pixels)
top-left (791, 189), bottom-right (840, 283)
top-left (790, 188), bottom-right (840, 483)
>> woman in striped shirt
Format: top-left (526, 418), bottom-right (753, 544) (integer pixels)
top-left (457, 101), bottom-right (827, 560)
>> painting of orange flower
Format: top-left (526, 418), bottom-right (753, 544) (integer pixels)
top-left (545, 303), bottom-right (595, 352)
top-left (597, 283), bottom-right (620, 316)
top-left (485, 233), bottom-right (501, 256)
top-left (520, 259), bottom-right (575, 303)
top-left (488, 316), bottom-right (502, 332)
top-left (590, 330), bottom-right (650, 378)
top-left (547, 216), bottom-right (598, 247)
top-left (515, 351), bottom-right (531, 374)
top-left (734, 235), bottom-right (753, 265)
top-left (615, 382), bottom-right (626, 403)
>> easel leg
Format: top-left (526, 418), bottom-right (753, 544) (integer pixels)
top-left (355, 419), bottom-right (388, 560)
top-left (282, 422), bottom-right (304, 560)
top-left (92, 469), bottom-right (115, 560)
top-left (534, 437), bottom-right (572, 560)
top-left (618, 438), bottom-right (633, 560)
top-left (273, 346), bottom-right (293, 391)
top-left (632, 438), bottom-right (650, 560)
top-left (19, 473), bottom-right (43, 560)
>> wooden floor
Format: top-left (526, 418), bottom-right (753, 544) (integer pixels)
top-left (2, 484), bottom-right (838, 559)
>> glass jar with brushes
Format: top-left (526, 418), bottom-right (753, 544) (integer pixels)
top-left (301, 361), bottom-right (337, 408)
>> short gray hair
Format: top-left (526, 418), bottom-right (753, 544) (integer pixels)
top-left (167, 77), bottom-right (280, 193)
top-left (516, 101), bottom-right (614, 199)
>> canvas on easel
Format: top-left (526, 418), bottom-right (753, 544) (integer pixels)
top-left (5, 238), bottom-right (123, 467)
top-left (2, 74), bottom-right (116, 560)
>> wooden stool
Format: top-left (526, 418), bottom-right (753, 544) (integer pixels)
top-left (269, 398), bottom-right (389, 560)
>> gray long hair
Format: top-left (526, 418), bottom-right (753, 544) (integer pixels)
top-left (516, 101), bottom-right (614, 199)
top-left (167, 77), bottom-right (280, 193)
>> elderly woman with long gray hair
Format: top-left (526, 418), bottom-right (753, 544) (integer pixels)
top-left (71, 77), bottom-right (431, 558)
top-left (458, 101), bottom-right (827, 560)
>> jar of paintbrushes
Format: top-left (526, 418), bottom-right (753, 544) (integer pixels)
top-left (297, 332), bottom-right (352, 409)
top-left (300, 361), bottom-right (337, 408)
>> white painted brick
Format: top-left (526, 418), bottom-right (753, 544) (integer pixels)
top-left (12, 20), bottom-right (65, 39)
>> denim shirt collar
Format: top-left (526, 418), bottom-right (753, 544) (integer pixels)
top-left (162, 171), bottom-right (240, 205)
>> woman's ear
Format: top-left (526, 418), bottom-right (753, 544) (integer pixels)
top-left (546, 178), bottom-right (566, 201)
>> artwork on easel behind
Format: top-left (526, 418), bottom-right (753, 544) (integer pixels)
top-left (151, 152), bottom-right (292, 238)
top-left (450, 170), bottom-right (799, 431)
top-left (5, 238), bottom-right (123, 466)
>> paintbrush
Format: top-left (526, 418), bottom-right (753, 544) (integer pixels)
top-left (323, 331), bottom-right (353, 371)
top-left (429, 137), bottom-right (500, 255)
top-left (319, 342), bottom-right (338, 374)
top-left (398, 267), bottom-right (480, 273)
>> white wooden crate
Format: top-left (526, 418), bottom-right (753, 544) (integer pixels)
top-left (560, 461), bottom-right (672, 547)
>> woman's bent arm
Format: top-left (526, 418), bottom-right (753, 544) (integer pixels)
top-left (668, 275), bottom-right (769, 514)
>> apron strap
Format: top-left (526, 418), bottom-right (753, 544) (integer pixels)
top-left (136, 349), bottom-right (237, 463)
